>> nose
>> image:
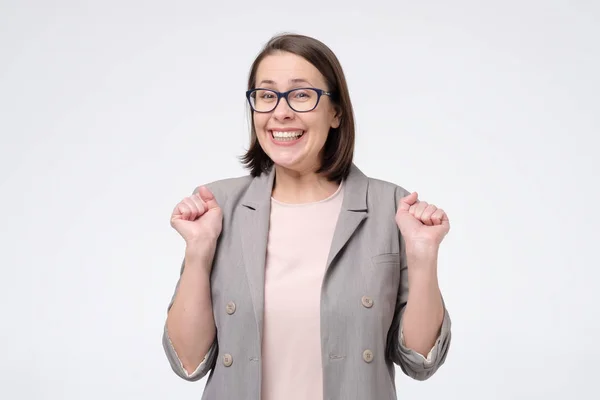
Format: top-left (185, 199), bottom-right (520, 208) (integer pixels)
top-left (272, 96), bottom-right (295, 121)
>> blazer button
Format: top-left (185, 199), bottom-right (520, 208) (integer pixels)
top-left (362, 349), bottom-right (374, 363)
top-left (223, 353), bottom-right (233, 367)
top-left (225, 301), bottom-right (236, 315)
top-left (361, 296), bottom-right (374, 308)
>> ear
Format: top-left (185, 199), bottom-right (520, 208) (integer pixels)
top-left (331, 107), bottom-right (342, 129)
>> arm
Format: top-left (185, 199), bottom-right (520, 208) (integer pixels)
top-left (163, 241), bottom-right (218, 381)
top-left (401, 245), bottom-right (445, 357)
top-left (388, 238), bottom-right (452, 381)
top-left (388, 187), bottom-right (452, 380)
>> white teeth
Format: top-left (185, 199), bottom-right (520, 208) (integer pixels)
top-left (271, 130), bottom-right (304, 140)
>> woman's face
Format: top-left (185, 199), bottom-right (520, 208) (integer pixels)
top-left (252, 51), bottom-right (340, 174)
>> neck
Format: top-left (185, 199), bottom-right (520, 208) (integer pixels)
top-left (271, 165), bottom-right (340, 204)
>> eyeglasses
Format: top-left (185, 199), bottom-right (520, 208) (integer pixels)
top-left (246, 87), bottom-right (333, 113)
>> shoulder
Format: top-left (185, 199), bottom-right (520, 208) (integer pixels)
top-left (344, 164), bottom-right (412, 212)
top-left (364, 175), bottom-right (411, 208)
top-left (368, 177), bottom-right (410, 196)
top-left (192, 174), bottom-right (254, 208)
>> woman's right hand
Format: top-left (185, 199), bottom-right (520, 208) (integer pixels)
top-left (170, 186), bottom-right (223, 245)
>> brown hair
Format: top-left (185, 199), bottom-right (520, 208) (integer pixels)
top-left (240, 33), bottom-right (355, 182)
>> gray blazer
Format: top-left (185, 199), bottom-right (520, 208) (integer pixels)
top-left (163, 164), bottom-right (451, 400)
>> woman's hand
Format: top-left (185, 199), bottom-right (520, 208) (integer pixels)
top-left (395, 191), bottom-right (450, 256)
top-left (170, 186), bottom-right (223, 245)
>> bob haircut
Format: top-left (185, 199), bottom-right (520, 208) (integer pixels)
top-left (240, 33), bottom-right (356, 182)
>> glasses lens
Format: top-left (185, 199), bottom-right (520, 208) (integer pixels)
top-left (249, 89), bottom-right (278, 112)
top-left (287, 88), bottom-right (318, 112)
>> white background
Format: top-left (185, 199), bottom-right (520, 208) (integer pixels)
top-left (1, 1), bottom-right (599, 399)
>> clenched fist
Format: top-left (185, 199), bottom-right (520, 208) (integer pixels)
top-left (170, 186), bottom-right (223, 244)
top-left (395, 191), bottom-right (450, 249)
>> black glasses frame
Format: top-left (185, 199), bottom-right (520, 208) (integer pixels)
top-left (245, 87), bottom-right (333, 113)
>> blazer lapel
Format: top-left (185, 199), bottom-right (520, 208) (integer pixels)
top-left (239, 167), bottom-right (275, 342)
top-left (325, 164), bottom-right (369, 273)
top-left (238, 164), bottom-right (369, 339)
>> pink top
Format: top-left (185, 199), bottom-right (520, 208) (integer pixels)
top-left (261, 182), bottom-right (344, 400)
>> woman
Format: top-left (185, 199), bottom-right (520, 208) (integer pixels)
top-left (162, 33), bottom-right (451, 400)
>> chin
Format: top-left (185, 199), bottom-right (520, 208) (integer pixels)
top-left (268, 153), bottom-right (303, 170)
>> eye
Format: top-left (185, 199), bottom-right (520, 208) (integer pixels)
top-left (291, 89), bottom-right (313, 101)
top-left (255, 90), bottom-right (277, 102)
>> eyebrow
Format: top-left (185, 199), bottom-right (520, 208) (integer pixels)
top-left (257, 78), bottom-right (314, 87)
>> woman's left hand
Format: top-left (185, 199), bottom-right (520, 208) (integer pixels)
top-left (395, 192), bottom-right (450, 253)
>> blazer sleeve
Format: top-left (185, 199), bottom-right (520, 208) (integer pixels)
top-left (162, 258), bottom-right (219, 381)
top-left (386, 185), bottom-right (452, 381)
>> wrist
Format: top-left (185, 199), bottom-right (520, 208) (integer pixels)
top-left (405, 241), bottom-right (439, 276)
top-left (186, 237), bottom-right (218, 250)
top-left (406, 241), bottom-right (438, 260)
top-left (185, 240), bottom-right (217, 262)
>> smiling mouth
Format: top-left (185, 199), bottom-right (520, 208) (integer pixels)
top-left (270, 130), bottom-right (305, 141)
